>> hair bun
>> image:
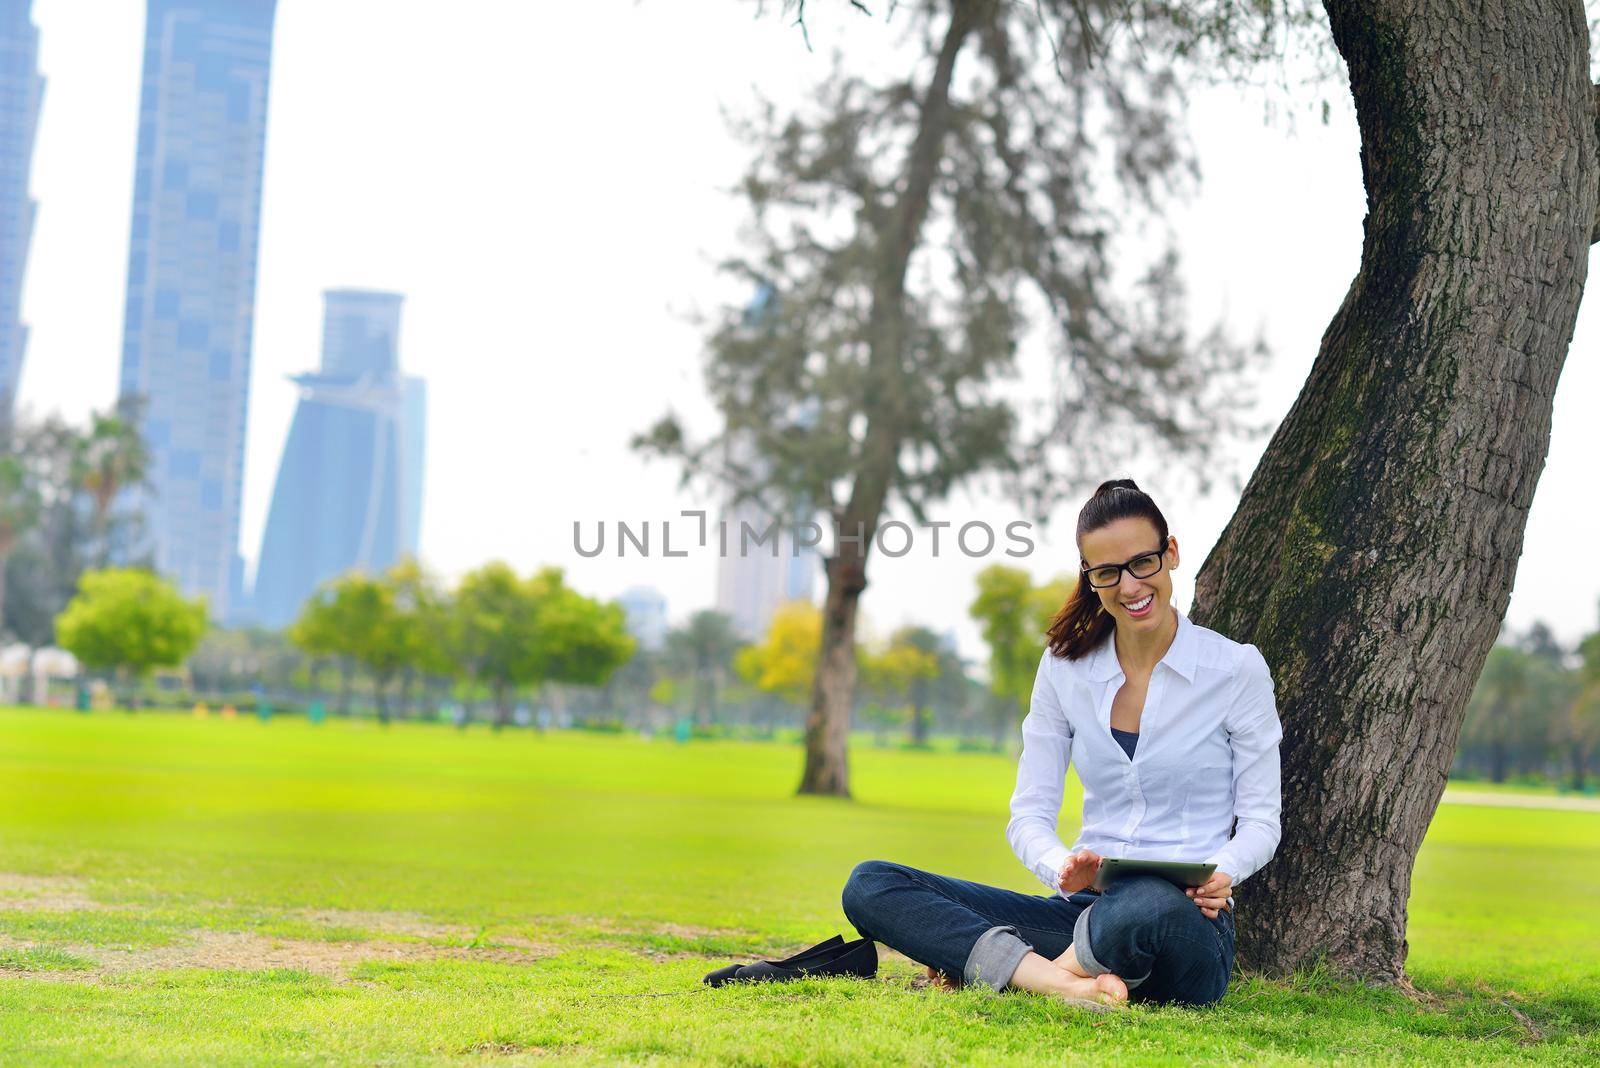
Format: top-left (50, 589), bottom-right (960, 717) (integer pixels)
top-left (1093, 477), bottom-right (1141, 497)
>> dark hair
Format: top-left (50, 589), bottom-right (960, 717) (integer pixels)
top-left (1045, 478), bottom-right (1170, 660)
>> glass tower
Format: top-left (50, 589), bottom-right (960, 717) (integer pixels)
top-left (117, 0), bottom-right (277, 618)
top-left (0, 0), bottom-right (42, 414)
top-left (251, 289), bottom-right (426, 629)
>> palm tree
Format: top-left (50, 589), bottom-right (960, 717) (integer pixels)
top-left (72, 405), bottom-right (150, 567)
top-left (664, 610), bottom-right (744, 729)
top-left (0, 454), bottom-right (40, 638)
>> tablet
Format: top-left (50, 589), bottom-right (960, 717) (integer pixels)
top-left (1090, 858), bottom-right (1215, 892)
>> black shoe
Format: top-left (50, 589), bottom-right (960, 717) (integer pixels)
top-left (704, 935), bottom-right (876, 986)
top-left (703, 934), bottom-right (844, 987)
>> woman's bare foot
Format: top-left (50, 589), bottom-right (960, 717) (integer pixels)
top-left (1007, 951), bottom-right (1128, 1009)
top-left (924, 965), bottom-right (962, 991)
top-left (1051, 943), bottom-right (1091, 978)
top-left (1055, 971), bottom-right (1129, 1009)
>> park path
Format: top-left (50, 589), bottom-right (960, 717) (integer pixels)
top-left (1440, 790), bottom-right (1600, 813)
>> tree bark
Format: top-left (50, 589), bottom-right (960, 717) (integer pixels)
top-left (1191, 0), bottom-right (1597, 982)
top-left (797, 0), bottom-right (978, 796)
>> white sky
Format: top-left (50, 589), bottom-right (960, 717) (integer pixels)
top-left (14, 1), bottom-right (1600, 662)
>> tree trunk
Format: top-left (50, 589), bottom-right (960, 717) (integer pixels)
top-left (909, 703), bottom-right (930, 747)
top-left (337, 659), bottom-right (353, 717)
top-left (797, 1), bottom-right (978, 797)
top-left (800, 554), bottom-right (869, 794)
top-left (1573, 741), bottom-right (1588, 793)
top-left (1190, 1), bottom-right (1597, 983)
top-left (398, 667), bottom-right (414, 720)
top-left (491, 682), bottom-right (510, 731)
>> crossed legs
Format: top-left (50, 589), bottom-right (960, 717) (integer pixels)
top-left (840, 860), bottom-right (1234, 1007)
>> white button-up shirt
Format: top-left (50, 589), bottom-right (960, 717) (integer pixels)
top-left (1006, 606), bottom-right (1283, 895)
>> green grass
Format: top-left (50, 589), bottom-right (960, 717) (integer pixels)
top-left (0, 706), bottom-right (1595, 1065)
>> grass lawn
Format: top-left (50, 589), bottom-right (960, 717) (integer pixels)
top-left (0, 706), bottom-right (1595, 1065)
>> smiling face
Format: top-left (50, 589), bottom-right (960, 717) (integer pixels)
top-left (1078, 516), bottom-right (1179, 633)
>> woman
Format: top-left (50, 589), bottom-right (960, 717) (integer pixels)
top-left (840, 479), bottom-right (1283, 1007)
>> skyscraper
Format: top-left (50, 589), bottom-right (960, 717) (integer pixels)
top-left (251, 289), bottom-right (426, 629)
top-left (618, 586), bottom-right (668, 652)
top-left (0, 0), bottom-right (42, 414)
top-left (117, 0), bottom-right (277, 618)
top-left (713, 425), bottom-right (819, 642)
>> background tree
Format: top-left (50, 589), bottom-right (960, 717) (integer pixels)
top-left (331, 573), bottom-right (411, 725)
top-left (1567, 623), bottom-right (1600, 791)
top-left (1460, 645), bottom-right (1534, 784)
top-left (734, 601), bottom-right (822, 712)
top-left (188, 626), bottom-right (303, 701)
top-left (54, 567), bottom-right (206, 709)
top-left (1188, 0), bottom-right (1600, 982)
top-left (663, 609), bottom-right (744, 728)
top-left (289, 575), bottom-right (373, 716)
top-left (71, 404), bottom-right (149, 568)
top-left (383, 558), bottom-right (453, 720)
top-left (527, 566), bottom-right (636, 720)
top-left (638, 0), bottom-right (1277, 797)
top-left (450, 562), bottom-right (543, 729)
top-left (3, 406), bottom-right (153, 646)
top-left (970, 564), bottom-right (1076, 744)
top-left (0, 453), bottom-right (38, 641)
top-left (889, 624), bottom-right (956, 746)
top-left (858, 627), bottom-right (940, 746)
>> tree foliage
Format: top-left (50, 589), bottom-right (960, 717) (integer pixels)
top-left (55, 567), bottom-right (207, 704)
top-left (968, 563), bottom-right (1073, 711)
top-left (450, 563), bottom-right (634, 728)
top-left (638, 0), bottom-right (1298, 796)
top-left (734, 602), bottom-right (822, 705)
top-left (0, 405), bottom-right (152, 645)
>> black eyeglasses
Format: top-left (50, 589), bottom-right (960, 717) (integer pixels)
top-left (1082, 544), bottom-right (1167, 589)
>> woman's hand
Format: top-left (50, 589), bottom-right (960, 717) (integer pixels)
top-left (1186, 870), bottom-right (1233, 918)
top-left (1057, 849), bottom-right (1103, 894)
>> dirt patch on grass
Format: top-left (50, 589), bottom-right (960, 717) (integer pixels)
top-left (0, 928), bottom-right (556, 983)
top-left (119, 930), bottom-right (553, 975)
top-left (0, 879), bottom-right (557, 984)
top-left (0, 873), bottom-right (100, 912)
top-left (286, 907), bottom-right (479, 942)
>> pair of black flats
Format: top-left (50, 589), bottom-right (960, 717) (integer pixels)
top-left (703, 934), bottom-right (877, 987)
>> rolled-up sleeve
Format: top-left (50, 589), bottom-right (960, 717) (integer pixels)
top-left (1006, 649), bottom-right (1074, 894)
top-left (1204, 643), bottom-right (1283, 885)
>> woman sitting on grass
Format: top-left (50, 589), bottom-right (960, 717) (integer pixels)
top-left (841, 478), bottom-right (1283, 1008)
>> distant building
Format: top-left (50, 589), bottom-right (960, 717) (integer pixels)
top-left (117, 0), bottom-right (278, 619)
top-left (401, 375), bottom-right (426, 558)
top-left (715, 496), bottom-right (818, 642)
top-left (251, 289), bottom-right (426, 628)
top-left (618, 586), bottom-right (668, 652)
top-left (713, 435), bottom-right (819, 642)
top-left (0, 0), bottom-right (42, 414)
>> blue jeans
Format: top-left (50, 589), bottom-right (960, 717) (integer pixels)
top-left (841, 860), bottom-right (1235, 1006)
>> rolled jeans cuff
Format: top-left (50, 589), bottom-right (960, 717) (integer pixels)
top-left (1072, 904), bottom-right (1147, 990)
top-left (963, 925), bottom-right (1033, 991)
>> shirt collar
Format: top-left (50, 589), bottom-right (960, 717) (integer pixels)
top-left (1086, 604), bottom-right (1198, 684)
